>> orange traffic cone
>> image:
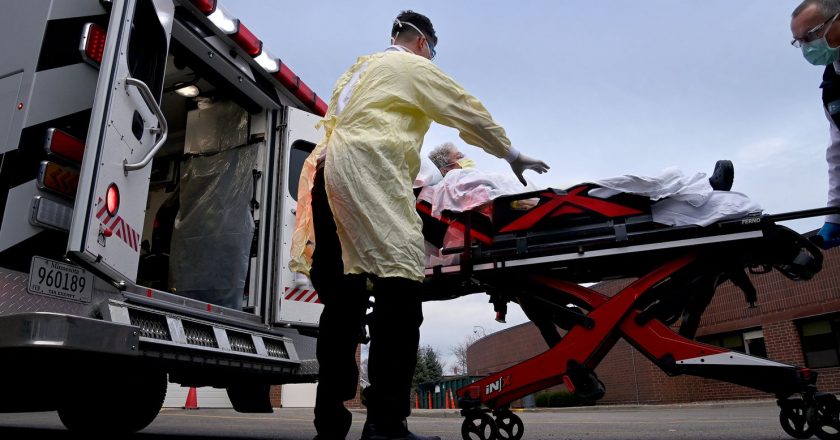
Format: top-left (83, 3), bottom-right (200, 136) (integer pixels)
top-left (450, 389), bottom-right (457, 409)
top-left (183, 387), bottom-right (199, 410)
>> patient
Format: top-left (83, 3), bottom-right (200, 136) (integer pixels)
top-left (420, 143), bottom-right (541, 216)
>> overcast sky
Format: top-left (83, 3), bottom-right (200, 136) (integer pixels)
top-left (224, 0), bottom-right (830, 371)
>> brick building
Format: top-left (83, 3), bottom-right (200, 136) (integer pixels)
top-left (466, 246), bottom-right (840, 404)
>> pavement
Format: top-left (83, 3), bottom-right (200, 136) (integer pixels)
top-left (370, 397), bottom-right (782, 418)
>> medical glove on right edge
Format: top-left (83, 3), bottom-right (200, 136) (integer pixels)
top-left (817, 222), bottom-right (840, 249)
top-left (510, 153), bottom-right (550, 186)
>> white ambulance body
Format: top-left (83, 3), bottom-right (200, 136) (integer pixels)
top-left (0, 0), bottom-right (326, 433)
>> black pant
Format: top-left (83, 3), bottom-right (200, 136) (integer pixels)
top-left (310, 168), bottom-right (423, 438)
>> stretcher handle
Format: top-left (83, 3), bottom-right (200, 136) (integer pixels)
top-left (123, 77), bottom-right (169, 172)
top-left (763, 206), bottom-right (840, 223)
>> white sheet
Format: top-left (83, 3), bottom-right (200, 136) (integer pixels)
top-left (418, 168), bottom-right (537, 217)
top-left (592, 167), bottom-right (762, 227)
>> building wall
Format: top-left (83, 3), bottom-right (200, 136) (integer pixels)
top-left (467, 247), bottom-right (840, 404)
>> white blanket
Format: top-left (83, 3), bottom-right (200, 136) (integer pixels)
top-left (593, 167), bottom-right (762, 227)
top-left (418, 168), bottom-right (538, 217)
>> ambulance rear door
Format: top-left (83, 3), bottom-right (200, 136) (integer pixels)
top-left (67, 0), bottom-right (174, 284)
top-left (275, 107), bottom-right (324, 327)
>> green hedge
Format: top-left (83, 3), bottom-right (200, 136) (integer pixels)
top-left (534, 390), bottom-right (595, 408)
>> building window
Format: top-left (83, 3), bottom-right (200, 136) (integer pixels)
top-left (799, 318), bottom-right (840, 368)
top-left (700, 328), bottom-right (767, 358)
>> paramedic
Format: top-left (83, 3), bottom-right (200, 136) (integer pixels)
top-left (791, 0), bottom-right (840, 248)
top-left (290, 10), bottom-right (549, 440)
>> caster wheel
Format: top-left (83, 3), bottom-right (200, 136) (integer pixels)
top-left (779, 398), bottom-right (814, 439)
top-left (494, 410), bottom-right (524, 440)
top-left (807, 394), bottom-right (840, 440)
top-left (462, 412), bottom-right (498, 440)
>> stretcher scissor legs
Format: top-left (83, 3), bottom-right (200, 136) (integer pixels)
top-left (454, 251), bottom-right (827, 440)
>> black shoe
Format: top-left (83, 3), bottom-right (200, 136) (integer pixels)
top-left (360, 420), bottom-right (441, 440)
top-left (709, 159), bottom-right (734, 191)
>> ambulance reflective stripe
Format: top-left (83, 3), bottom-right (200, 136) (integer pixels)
top-left (283, 286), bottom-right (320, 304)
top-left (94, 197), bottom-right (140, 252)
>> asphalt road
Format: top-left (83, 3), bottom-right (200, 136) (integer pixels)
top-left (0, 400), bottom-right (803, 440)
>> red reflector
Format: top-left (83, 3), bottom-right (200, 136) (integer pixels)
top-left (38, 161), bottom-right (80, 198)
top-left (294, 81), bottom-right (315, 105)
top-left (80, 23), bottom-right (107, 67)
top-left (231, 23), bottom-right (262, 56)
top-left (44, 128), bottom-right (85, 163)
top-left (106, 183), bottom-right (120, 217)
top-left (801, 368), bottom-right (813, 380)
top-left (190, 0), bottom-right (217, 14)
top-left (313, 97), bottom-right (328, 116)
top-left (17, 102), bottom-right (23, 110)
top-left (275, 62), bottom-right (298, 90)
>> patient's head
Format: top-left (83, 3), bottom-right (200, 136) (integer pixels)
top-left (429, 142), bottom-right (468, 176)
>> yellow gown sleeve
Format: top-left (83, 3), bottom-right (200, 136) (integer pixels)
top-left (404, 60), bottom-right (513, 159)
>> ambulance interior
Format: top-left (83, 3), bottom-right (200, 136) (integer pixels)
top-left (137, 39), bottom-right (263, 312)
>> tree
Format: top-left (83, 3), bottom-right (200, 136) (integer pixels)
top-left (450, 329), bottom-right (484, 376)
top-left (412, 345), bottom-right (443, 389)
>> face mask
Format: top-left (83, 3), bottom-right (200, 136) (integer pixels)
top-left (456, 158), bottom-right (476, 169)
top-left (803, 37), bottom-right (840, 65)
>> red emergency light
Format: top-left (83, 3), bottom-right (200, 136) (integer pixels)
top-left (231, 22), bottom-right (262, 57)
top-left (44, 128), bottom-right (85, 164)
top-left (189, 1), bottom-right (329, 117)
top-left (313, 98), bottom-right (328, 116)
top-left (106, 183), bottom-right (120, 217)
top-left (80, 23), bottom-right (107, 67)
top-left (191, 0), bottom-right (217, 14)
top-left (294, 82), bottom-right (315, 106)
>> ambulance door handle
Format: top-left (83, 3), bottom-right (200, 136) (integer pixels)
top-left (123, 77), bottom-right (169, 172)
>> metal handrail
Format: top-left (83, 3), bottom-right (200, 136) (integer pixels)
top-left (123, 77), bottom-right (168, 172)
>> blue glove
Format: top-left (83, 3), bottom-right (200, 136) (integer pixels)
top-left (818, 222), bottom-right (840, 249)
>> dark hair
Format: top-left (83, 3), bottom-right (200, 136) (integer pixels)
top-left (391, 10), bottom-right (437, 46)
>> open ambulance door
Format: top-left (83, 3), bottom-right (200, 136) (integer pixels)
top-left (275, 107), bottom-right (324, 327)
top-left (68, 0), bottom-right (174, 284)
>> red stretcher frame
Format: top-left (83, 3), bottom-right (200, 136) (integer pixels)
top-left (456, 250), bottom-right (816, 409)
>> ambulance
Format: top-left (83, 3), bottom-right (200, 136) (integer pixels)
top-left (0, 0), bottom-right (327, 433)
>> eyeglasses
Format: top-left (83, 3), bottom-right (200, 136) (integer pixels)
top-left (792, 12), bottom-right (840, 48)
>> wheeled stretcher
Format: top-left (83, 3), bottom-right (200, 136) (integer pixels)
top-left (418, 183), bottom-right (840, 440)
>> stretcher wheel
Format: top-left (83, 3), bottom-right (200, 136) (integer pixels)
top-left (779, 398), bottom-right (814, 439)
top-left (806, 394), bottom-right (840, 440)
top-left (494, 409), bottom-right (524, 440)
top-left (462, 412), bottom-right (498, 440)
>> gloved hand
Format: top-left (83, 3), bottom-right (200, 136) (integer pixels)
top-left (509, 153), bottom-right (550, 185)
top-left (817, 222), bottom-right (840, 249)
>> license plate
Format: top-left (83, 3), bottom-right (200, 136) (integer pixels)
top-left (28, 256), bottom-right (93, 303)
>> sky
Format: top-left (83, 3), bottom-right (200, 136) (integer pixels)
top-left (223, 0), bottom-right (832, 372)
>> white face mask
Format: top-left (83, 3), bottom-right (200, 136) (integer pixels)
top-left (391, 19), bottom-right (436, 60)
